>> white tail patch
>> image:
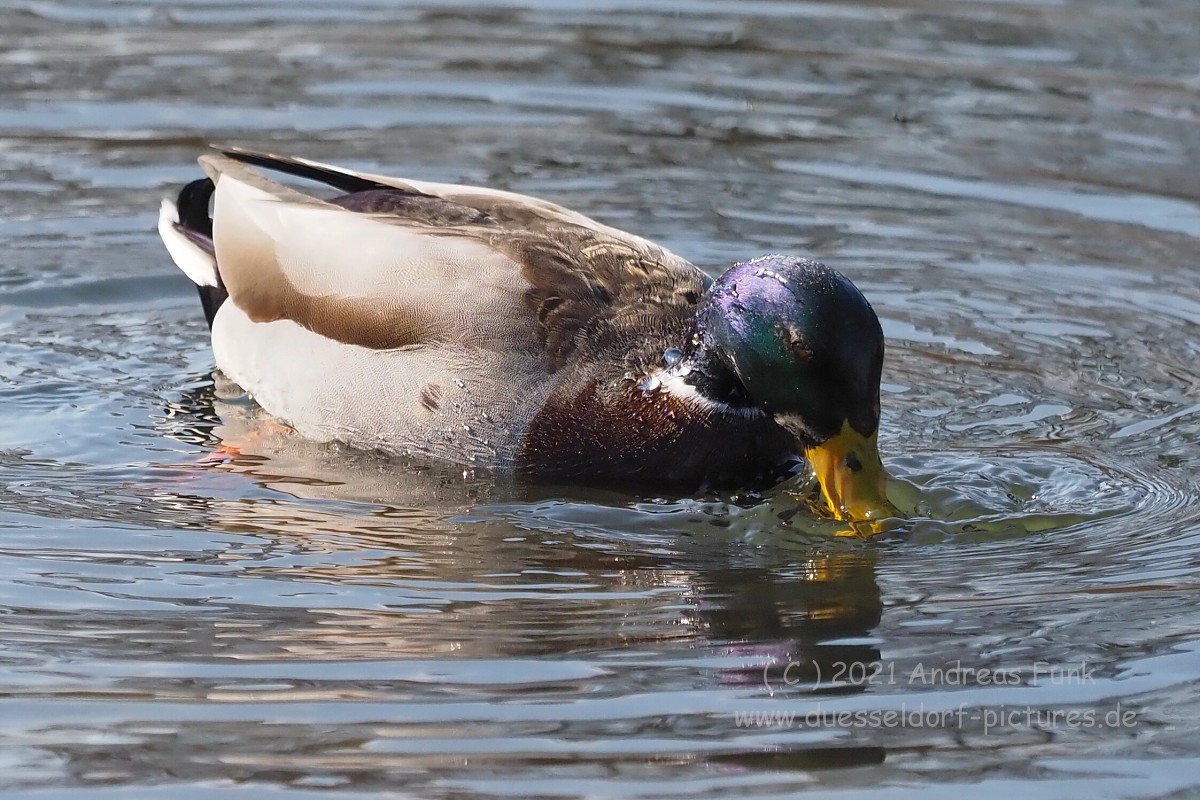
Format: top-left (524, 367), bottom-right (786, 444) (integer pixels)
top-left (158, 199), bottom-right (219, 288)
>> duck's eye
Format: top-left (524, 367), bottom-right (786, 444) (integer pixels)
top-left (791, 342), bottom-right (814, 360)
top-left (845, 451), bottom-right (863, 473)
top-left (777, 324), bottom-right (813, 360)
top-left (788, 336), bottom-right (814, 361)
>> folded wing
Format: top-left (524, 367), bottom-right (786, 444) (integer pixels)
top-left (206, 149), bottom-right (711, 366)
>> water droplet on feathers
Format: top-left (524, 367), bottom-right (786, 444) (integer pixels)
top-left (638, 374), bottom-right (661, 392)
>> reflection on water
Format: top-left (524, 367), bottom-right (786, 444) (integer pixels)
top-left (2, 0), bottom-right (1200, 796)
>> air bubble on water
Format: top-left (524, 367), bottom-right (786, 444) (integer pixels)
top-left (663, 348), bottom-right (683, 367)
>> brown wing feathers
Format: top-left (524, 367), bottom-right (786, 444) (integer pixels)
top-left (207, 149), bottom-right (708, 368)
top-left (507, 233), bottom-right (708, 368)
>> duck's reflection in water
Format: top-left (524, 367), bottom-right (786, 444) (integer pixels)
top-left (163, 374), bottom-right (884, 646)
top-left (155, 377), bottom-right (887, 770)
top-left (697, 552), bottom-right (882, 689)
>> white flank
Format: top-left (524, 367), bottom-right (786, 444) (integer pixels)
top-left (158, 199), bottom-right (219, 287)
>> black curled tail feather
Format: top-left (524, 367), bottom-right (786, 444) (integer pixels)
top-left (177, 178), bottom-right (215, 239)
top-left (175, 178), bottom-right (228, 328)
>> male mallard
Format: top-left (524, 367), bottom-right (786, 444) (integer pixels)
top-left (158, 148), bottom-right (896, 521)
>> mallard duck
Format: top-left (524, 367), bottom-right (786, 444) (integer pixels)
top-left (158, 148), bottom-right (896, 521)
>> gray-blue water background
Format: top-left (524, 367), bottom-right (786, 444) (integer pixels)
top-left (2, 0), bottom-right (1200, 797)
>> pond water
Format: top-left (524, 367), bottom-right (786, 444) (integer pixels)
top-left (2, 0), bottom-right (1199, 796)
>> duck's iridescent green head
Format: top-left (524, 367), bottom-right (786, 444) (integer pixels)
top-left (692, 256), bottom-right (897, 521)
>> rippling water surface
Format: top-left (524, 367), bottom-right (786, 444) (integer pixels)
top-left (2, 0), bottom-right (1199, 796)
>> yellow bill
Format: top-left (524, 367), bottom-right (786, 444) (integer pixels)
top-left (804, 421), bottom-right (899, 522)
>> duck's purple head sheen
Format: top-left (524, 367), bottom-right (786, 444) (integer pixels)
top-left (691, 256), bottom-right (898, 522)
